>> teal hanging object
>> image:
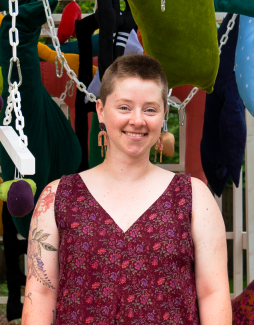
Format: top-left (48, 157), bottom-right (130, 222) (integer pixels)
top-left (214, 0), bottom-right (254, 17)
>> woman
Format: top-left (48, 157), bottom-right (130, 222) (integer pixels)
top-left (22, 55), bottom-right (232, 325)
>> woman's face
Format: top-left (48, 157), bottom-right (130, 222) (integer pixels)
top-left (96, 77), bottom-right (166, 159)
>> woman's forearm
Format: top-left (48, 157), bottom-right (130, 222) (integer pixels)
top-left (21, 291), bottom-right (57, 325)
top-left (198, 289), bottom-right (232, 325)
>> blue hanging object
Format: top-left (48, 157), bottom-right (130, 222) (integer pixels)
top-left (235, 15), bottom-right (254, 117)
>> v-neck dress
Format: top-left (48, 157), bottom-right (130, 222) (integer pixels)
top-left (54, 173), bottom-right (200, 325)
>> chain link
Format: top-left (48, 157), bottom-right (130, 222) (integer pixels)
top-left (218, 14), bottom-right (238, 54)
top-left (42, 0), bottom-right (97, 103)
top-left (3, 0), bottom-right (27, 149)
top-left (59, 80), bottom-right (74, 103)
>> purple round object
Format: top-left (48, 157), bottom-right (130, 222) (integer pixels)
top-left (7, 180), bottom-right (34, 217)
top-left (0, 96), bottom-right (3, 111)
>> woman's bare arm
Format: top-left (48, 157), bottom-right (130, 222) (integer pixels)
top-left (191, 178), bottom-right (232, 325)
top-left (22, 180), bottom-right (60, 325)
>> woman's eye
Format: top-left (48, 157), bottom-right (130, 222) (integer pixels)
top-left (145, 108), bottom-right (156, 113)
top-left (119, 106), bottom-right (129, 111)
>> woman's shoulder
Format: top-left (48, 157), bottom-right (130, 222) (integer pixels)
top-left (190, 176), bottom-right (211, 197)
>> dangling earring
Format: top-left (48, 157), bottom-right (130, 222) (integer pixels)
top-left (154, 134), bottom-right (163, 163)
top-left (98, 123), bottom-right (108, 157)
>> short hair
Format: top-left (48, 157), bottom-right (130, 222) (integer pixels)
top-left (100, 54), bottom-right (168, 109)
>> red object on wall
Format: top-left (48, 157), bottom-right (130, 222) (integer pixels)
top-left (57, 1), bottom-right (82, 43)
top-left (172, 86), bottom-right (207, 184)
top-left (93, 56), bottom-right (98, 67)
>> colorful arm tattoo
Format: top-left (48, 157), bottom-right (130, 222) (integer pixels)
top-left (27, 184), bottom-right (58, 289)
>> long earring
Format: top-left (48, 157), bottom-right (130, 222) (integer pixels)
top-left (154, 134), bottom-right (163, 163)
top-left (98, 123), bottom-right (108, 157)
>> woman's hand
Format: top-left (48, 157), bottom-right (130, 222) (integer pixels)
top-left (21, 180), bottom-right (60, 325)
top-left (191, 177), bottom-right (232, 325)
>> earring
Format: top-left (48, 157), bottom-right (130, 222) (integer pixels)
top-left (154, 134), bottom-right (163, 163)
top-left (98, 123), bottom-right (107, 157)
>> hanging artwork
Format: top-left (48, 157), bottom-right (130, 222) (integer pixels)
top-left (127, 0), bottom-right (219, 93)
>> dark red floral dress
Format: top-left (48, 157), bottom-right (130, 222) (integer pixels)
top-left (54, 173), bottom-right (200, 325)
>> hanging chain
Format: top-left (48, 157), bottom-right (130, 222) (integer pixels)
top-left (59, 80), bottom-right (74, 103)
top-left (42, 0), bottom-right (97, 103)
top-left (3, 0), bottom-right (28, 148)
top-left (167, 14), bottom-right (238, 126)
top-left (42, 2), bottom-right (237, 126)
top-left (219, 14), bottom-right (238, 54)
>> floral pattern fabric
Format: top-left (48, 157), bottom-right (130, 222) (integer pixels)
top-left (54, 173), bottom-right (200, 325)
top-left (232, 280), bottom-right (254, 324)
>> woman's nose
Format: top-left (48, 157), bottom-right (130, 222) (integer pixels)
top-left (129, 110), bottom-right (146, 126)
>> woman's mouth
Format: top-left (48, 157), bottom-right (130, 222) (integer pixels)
top-left (123, 131), bottom-right (148, 137)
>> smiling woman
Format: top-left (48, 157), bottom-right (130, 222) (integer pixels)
top-left (22, 55), bottom-right (232, 325)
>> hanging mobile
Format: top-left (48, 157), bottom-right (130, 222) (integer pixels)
top-left (161, 0), bottom-right (166, 12)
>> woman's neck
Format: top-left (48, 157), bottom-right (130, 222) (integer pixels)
top-left (98, 148), bottom-right (155, 183)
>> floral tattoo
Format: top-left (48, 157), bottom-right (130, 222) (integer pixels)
top-left (27, 183), bottom-right (58, 289)
top-left (27, 227), bottom-right (58, 289)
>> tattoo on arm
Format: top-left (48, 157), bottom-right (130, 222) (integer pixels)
top-left (33, 184), bottom-right (56, 219)
top-left (27, 184), bottom-right (58, 289)
top-left (51, 310), bottom-right (56, 325)
top-left (24, 292), bottom-right (33, 305)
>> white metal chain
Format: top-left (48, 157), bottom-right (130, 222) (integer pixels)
top-left (59, 80), bottom-right (74, 103)
top-left (42, 2), bottom-right (237, 126)
top-left (219, 14), bottom-right (238, 54)
top-left (3, 0), bottom-right (27, 148)
top-left (168, 14), bottom-right (238, 125)
top-left (42, 0), bottom-right (97, 103)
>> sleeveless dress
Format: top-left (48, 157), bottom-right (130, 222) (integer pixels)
top-left (54, 173), bottom-right (200, 325)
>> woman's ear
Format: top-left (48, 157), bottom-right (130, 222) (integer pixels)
top-left (161, 106), bottom-right (168, 128)
top-left (96, 99), bottom-right (105, 123)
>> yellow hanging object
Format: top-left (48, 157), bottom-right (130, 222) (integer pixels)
top-left (0, 177), bottom-right (4, 236)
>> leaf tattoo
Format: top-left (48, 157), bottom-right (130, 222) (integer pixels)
top-left (32, 230), bottom-right (57, 257)
top-left (27, 228), bottom-right (58, 289)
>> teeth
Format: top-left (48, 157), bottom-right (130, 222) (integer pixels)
top-left (125, 132), bottom-right (145, 137)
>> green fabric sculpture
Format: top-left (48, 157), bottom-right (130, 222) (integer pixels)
top-left (214, 0), bottom-right (254, 17)
top-left (128, 0), bottom-right (219, 93)
top-left (0, 0), bottom-right (82, 238)
top-left (0, 179), bottom-right (37, 202)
